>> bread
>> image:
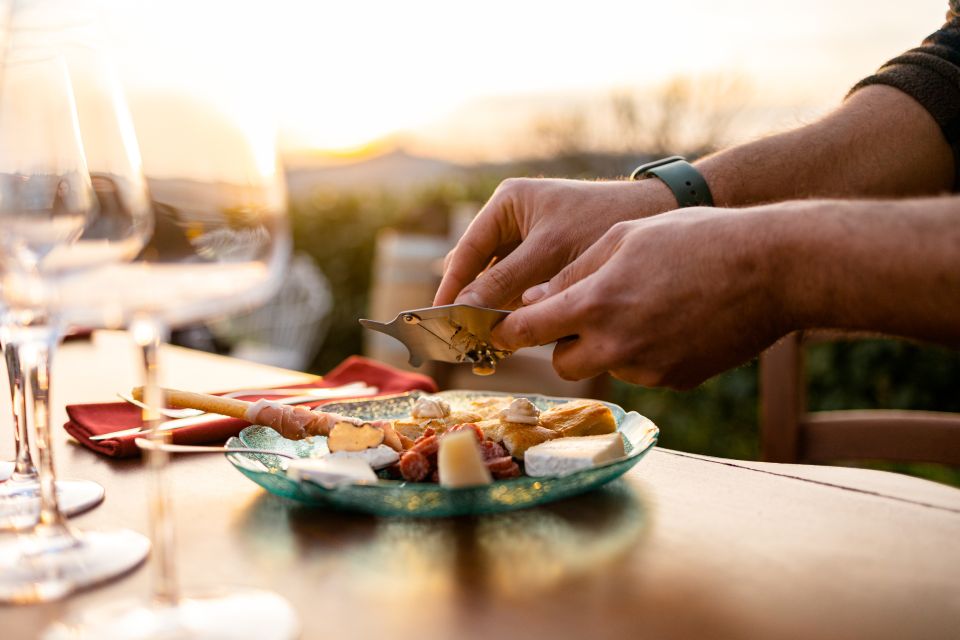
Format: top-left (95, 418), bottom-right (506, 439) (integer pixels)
top-left (393, 417), bottom-right (437, 441)
top-left (501, 423), bottom-right (558, 460)
top-left (476, 418), bottom-right (505, 443)
top-left (540, 400), bottom-right (616, 438)
top-left (467, 396), bottom-right (515, 420)
top-left (392, 411), bottom-right (484, 441)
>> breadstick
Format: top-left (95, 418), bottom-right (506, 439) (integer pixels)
top-left (132, 386), bottom-right (248, 419)
top-left (130, 386), bottom-right (397, 447)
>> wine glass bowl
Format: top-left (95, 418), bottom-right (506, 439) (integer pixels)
top-left (0, 54), bottom-right (96, 270)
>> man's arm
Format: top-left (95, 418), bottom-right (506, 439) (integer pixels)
top-left (490, 196), bottom-right (960, 388)
top-left (777, 196), bottom-right (960, 346)
top-left (437, 18), bottom-right (960, 309)
top-left (697, 12), bottom-right (960, 203)
top-left (696, 85), bottom-right (953, 205)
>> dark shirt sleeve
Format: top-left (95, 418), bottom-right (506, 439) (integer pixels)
top-left (850, 8), bottom-right (960, 188)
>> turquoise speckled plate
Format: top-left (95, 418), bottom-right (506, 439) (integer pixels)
top-left (225, 390), bottom-right (658, 517)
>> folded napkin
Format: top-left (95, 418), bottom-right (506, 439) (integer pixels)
top-left (64, 355), bottom-right (437, 458)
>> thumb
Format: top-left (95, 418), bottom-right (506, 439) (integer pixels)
top-left (522, 221), bottom-right (631, 305)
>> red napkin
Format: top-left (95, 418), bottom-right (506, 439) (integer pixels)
top-left (64, 356), bottom-right (437, 458)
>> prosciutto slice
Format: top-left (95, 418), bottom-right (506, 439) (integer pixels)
top-left (245, 400), bottom-right (362, 440)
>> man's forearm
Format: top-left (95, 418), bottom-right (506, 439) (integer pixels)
top-left (695, 85), bottom-right (954, 206)
top-left (765, 196), bottom-right (960, 346)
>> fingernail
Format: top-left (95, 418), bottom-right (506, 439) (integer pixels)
top-left (522, 283), bottom-right (548, 304)
top-left (490, 325), bottom-right (510, 351)
top-left (456, 291), bottom-right (481, 306)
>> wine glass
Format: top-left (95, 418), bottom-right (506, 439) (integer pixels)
top-left (0, 41), bottom-right (150, 532)
top-left (0, 50), bottom-right (152, 602)
top-left (41, 88), bottom-right (298, 637)
top-left (0, 305), bottom-right (107, 532)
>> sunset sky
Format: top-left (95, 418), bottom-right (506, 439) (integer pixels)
top-left (89, 0), bottom-right (948, 173)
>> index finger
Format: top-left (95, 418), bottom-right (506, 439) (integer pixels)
top-left (491, 277), bottom-right (595, 351)
top-left (433, 194), bottom-right (517, 306)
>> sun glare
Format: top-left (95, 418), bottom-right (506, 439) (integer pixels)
top-left (99, 0), bottom-right (949, 165)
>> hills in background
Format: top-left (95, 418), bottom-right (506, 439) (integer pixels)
top-left (147, 145), bottom-right (651, 211)
top-left (283, 147), bottom-right (646, 202)
top-left (284, 148), bottom-right (468, 197)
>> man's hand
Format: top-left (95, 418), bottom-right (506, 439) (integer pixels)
top-left (489, 207), bottom-right (786, 389)
top-left (433, 177), bottom-right (676, 309)
top-left (491, 196), bottom-right (960, 389)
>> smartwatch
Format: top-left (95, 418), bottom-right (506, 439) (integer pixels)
top-left (630, 156), bottom-right (714, 208)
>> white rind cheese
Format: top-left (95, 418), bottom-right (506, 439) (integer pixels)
top-left (524, 432), bottom-right (626, 477)
top-left (326, 444), bottom-right (399, 470)
top-left (438, 430), bottom-right (493, 488)
top-left (286, 457), bottom-right (378, 488)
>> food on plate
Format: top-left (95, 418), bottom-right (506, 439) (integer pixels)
top-left (397, 427), bottom-right (439, 482)
top-left (499, 397), bottom-right (540, 425)
top-left (524, 432), bottom-right (625, 477)
top-left (129, 385), bottom-right (408, 447)
top-left (437, 429), bottom-right (493, 488)
top-left (326, 445), bottom-right (399, 470)
top-left (540, 399), bottom-right (617, 438)
top-left (155, 385), bottom-right (627, 486)
top-left (327, 421), bottom-right (385, 452)
top-left (395, 424), bottom-right (520, 482)
top-left (284, 394), bottom-right (620, 485)
top-left (392, 395), bottom-right (483, 441)
top-left (475, 418), bottom-right (504, 442)
top-left (501, 423), bottom-right (558, 460)
top-left (286, 456), bottom-right (378, 487)
top-left (467, 395), bottom-right (515, 420)
top-left (473, 397), bottom-right (556, 460)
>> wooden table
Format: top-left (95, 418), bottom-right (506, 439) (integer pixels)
top-left (2, 331), bottom-right (959, 639)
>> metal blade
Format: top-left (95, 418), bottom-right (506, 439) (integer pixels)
top-left (360, 304), bottom-right (511, 369)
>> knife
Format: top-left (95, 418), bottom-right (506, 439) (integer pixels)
top-left (90, 386), bottom-right (380, 441)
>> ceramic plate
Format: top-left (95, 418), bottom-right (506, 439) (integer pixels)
top-left (225, 390), bottom-right (658, 517)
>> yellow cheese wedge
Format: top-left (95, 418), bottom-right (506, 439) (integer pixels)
top-left (437, 430), bottom-right (493, 488)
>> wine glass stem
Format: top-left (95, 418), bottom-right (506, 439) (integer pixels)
top-left (5, 337), bottom-right (37, 480)
top-left (19, 324), bottom-right (69, 532)
top-left (132, 314), bottom-right (179, 606)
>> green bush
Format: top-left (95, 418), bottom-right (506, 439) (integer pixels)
top-left (612, 341), bottom-right (960, 487)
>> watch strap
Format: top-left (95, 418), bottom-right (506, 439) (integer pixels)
top-left (631, 156), bottom-right (714, 207)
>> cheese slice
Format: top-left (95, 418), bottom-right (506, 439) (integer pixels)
top-left (286, 457), bottom-right (377, 488)
top-left (327, 444), bottom-right (399, 470)
top-left (437, 430), bottom-right (493, 488)
top-left (524, 432), bottom-right (626, 477)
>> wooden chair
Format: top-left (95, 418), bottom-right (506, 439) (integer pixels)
top-left (759, 331), bottom-right (960, 465)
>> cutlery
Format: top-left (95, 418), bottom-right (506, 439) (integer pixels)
top-left (116, 393), bottom-right (203, 419)
top-left (134, 438), bottom-right (296, 459)
top-left (116, 382), bottom-right (376, 420)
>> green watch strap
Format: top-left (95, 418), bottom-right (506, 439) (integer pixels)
top-left (630, 156), bottom-right (714, 207)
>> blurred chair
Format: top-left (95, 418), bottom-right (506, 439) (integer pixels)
top-left (365, 229), bottom-right (451, 369)
top-left (760, 331), bottom-right (960, 465)
top-left (365, 221), bottom-right (609, 399)
top-left (210, 253), bottom-right (332, 371)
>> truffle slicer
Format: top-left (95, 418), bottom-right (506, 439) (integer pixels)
top-left (359, 304), bottom-right (512, 375)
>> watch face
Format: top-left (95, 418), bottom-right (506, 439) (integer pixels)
top-left (630, 156), bottom-right (685, 180)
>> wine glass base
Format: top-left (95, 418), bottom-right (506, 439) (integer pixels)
top-left (0, 528), bottom-right (149, 604)
top-left (43, 588), bottom-right (300, 639)
top-left (0, 479), bottom-right (106, 531)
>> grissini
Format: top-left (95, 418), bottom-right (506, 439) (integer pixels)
top-left (130, 386), bottom-right (401, 448)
